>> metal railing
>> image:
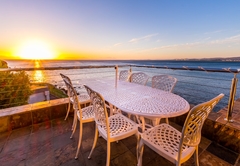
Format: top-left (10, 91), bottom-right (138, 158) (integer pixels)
top-left (127, 65), bottom-right (239, 122)
top-left (0, 64), bottom-right (239, 122)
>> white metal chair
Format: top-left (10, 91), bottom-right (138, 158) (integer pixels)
top-left (151, 75), bottom-right (178, 124)
top-left (64, 81), bottom-right (95, 159)
top-left (129, 72), bottom-right (149, 85)
top-left (119, 70), bottom-right (130, 81)
top-left (60, 73), bottom-right (90, 121)
top-left (137, 93), bottom-right (224, 166)
top-left (152, 75), bottom-right (177, 92)
top-left (84, 85), bottom-right (139, 166)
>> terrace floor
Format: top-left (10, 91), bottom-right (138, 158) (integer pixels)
top-left (0, 116), bottom-right (239, 166)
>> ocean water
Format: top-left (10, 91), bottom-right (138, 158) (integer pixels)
top-left (5, 59), bottom-right (240, 69)
top-left (4, 59), bottom-right (240, 111)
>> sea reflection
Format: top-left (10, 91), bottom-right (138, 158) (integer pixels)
top-left (32, 60), bottom-right (45, 83)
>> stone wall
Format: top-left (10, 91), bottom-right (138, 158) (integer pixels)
top-left (0, 98), bottom-right (90, 133)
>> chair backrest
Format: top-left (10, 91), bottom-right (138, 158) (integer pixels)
top-left (178, 93), bottom-right (224, 160)
top-left (65, 81), bottom-right (82, 115)
top-left (130, 72), bottom-right (149, 85)
top-left (84, 85), bottom-right (94, 102)
top-left (152, 75), bottom-right (177, 92)
top-left (60, 73), bottom-right (73, 96)
top-left (60, 73), bottom-right (72, 85)
top-left (84, 85), bottom-right (109, 133)
top-left (119, 70), bottom-right (130, 81)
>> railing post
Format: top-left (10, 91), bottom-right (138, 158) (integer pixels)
top-left (129, 66), bottom-right (132, 82)
top-left (115, 65), bottom-right (118, 88)
top-left (225, 73), bottom-right (238, 122)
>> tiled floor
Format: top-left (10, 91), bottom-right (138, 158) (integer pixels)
top-left (0, 117), bottom-right (239, 166)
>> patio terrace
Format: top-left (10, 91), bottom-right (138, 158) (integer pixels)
top-left (0, 100), bottom-right (240, 166)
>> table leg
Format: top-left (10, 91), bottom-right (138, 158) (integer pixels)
top-left (151, 118), bottom-right (161, 126)
top-left (109, 104), bottom-right (113, 116)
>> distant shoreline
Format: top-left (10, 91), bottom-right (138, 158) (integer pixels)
top-left (2, 56), bottom-right (240, 62)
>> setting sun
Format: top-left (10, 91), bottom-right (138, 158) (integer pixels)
top-left (17, 40), bottom-right (56, 60)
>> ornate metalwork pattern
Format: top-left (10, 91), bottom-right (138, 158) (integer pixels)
top-left (119, 70), bottom-right (130, 81)
top-left (83, 79), bottom-right (190, 118)
top-left (144, 124), bottom-right (188, 156)
top-left (152, 75), bottom-right (177, 92)
top-left (60, 73), bottom-right (90, 121)
top-left (92, 91), bottom-right (107, 127)
top-left (85, 84), bottom-right (138, 166)
top-left (138, 93), bottom-right (224, 166)
top-left (182, 94), bottom-right (223, 146)
top-left (64, 81), bottom-right (95, 160)
top-left (101, 114), bottom-right (137, 137)
top-left (130, 72), bottom-right (149, 85)
top-left (60, 73), bottom-right (90, 101)
top-left (79, 106), bottom-right (94, 120)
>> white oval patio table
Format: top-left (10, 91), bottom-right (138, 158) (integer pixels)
top-left (81, 78), bottom-right (190, 129)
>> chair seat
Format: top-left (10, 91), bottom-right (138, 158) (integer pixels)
top-left (78, 94), bottom-right (91, 103)
top-left (98, 113), bottom-right (138, 141)
top-left (141, 123), bottom-right (195, 164)
top-left (76, 105), bottom-right (95, 122)
top-left (70, 94), bottom-right (91, 104)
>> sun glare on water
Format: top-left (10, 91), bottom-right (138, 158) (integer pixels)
top-left (17, 40), bottom-right (56, 60)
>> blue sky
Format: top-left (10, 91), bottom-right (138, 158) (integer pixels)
top-left (0, 0), bottom-right (240, 60)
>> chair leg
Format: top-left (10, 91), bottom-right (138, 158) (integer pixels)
top-left (70, 111), bottom-right (77, 139)
top-left (71, 109), bottom-right (77, 131)
top-left (137, 139), bottom-right (144, 166)
top-left (64, 101), bottom-right (71, 120)
top-left (106, 141), bottom-right (111, 166)
top-left (136, 133), bottom-right (140, 160)
top-left (194, 146), bottom-right (199, 166)
top-left (75, 122), bottom-right (83, 159)
top-left (88, 126), bottom-right (99, 159)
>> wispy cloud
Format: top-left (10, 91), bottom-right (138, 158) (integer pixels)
top-left (210, 34), bottom-right (240, 44)
top-left (204, 30), bottom-right (224, 35)
top-left (114, 43), bottom-right (122, 47)
top-left (151, 34), bottom-right (240, 50)
top-left (159, 44), bottom-right (179, 49)
top-left (155, 42), bottom-right (201, 50)
top-left (138, 42), bottom-right (202, 53)
top-left (128, 33), bottom-right (158, 43)
top-left (118, 33), bottom-right (240, 54)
